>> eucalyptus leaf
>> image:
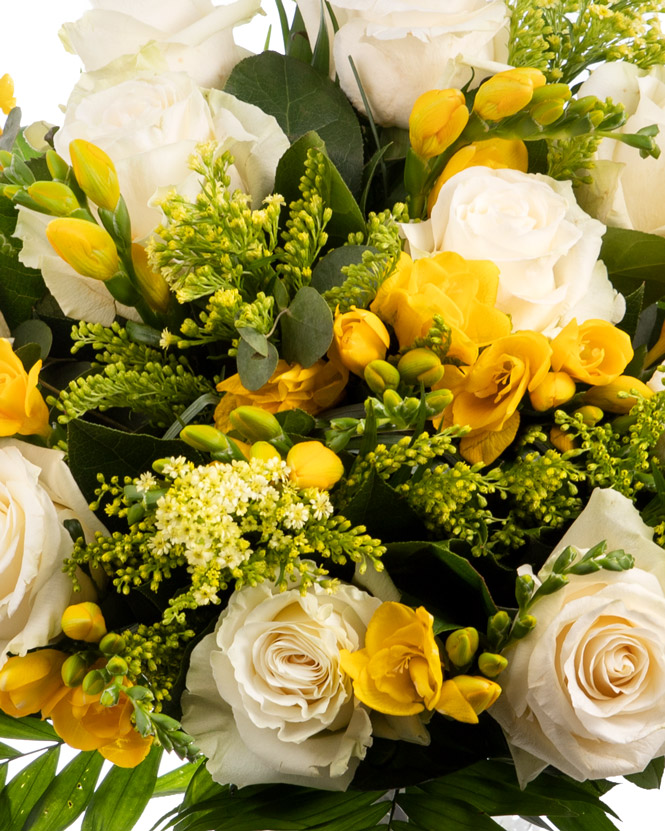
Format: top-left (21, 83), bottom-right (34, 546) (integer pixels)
top-left (12, 318), bottom-right (53, 359)
top-left (225, 52), bottom-right (363, 194)
top-left (0, 108), bottom-right (21, 151)
top-left (236, 336), bottom-right (279, 391)
top-left (280, 286), bottom-right (333, 366)
top-left (14, 342), bottom-right (42, 372)
top-left (310, 245), bottom-right (373, 294)
top-left (237, 326), bottom-right (270, 357)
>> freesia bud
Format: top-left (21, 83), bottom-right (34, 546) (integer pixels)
top-left (99, 633), bottom-right (126, 656)
top-left (286, 441), bottom-right (344, 490)
top-left (180, 424), bottom-right (232, 454)
top-left (330, 307), bottom-right (390, 376)
top-left (425, 387), bottom-right (454, 416)
top-left (364, 359), bottom-right (400, 395)
top-left (26, 181), bottom-right (79, 216)
top-left (131, 243), bottom-right (171, 314)
top-left (82, 669), bottom-right (107, 696)
top-left (477, 652), bottom-right (508, 678)
top-left (409, 89), bottom-right (469, 159)
top-left (436, 674), bottom-right (501, 723)
top-left (573, 405), bottom-right (604, 426)
top-left (0, 149), bottom-right (13, 169)
top-left (69, 138), bottom-right (120, 211)
top-left (583, 375), bottom-right (653, 413)
top-left (473, 68), bottom-right (546, 121)
top-left (46, 149), bottom-right (70, 181)
top-left (550, 426), bottom-right (576, 453)
top-left (46, 217), bottom-right (119, 281)
top-left (250, 441), bottom-right (282, 462)
top-left (229, 405), bottom-right (284, 443)
top-left (529, 371), bottom-right (576, 411)
top-left (61, 602), bottom-right (107, 643)
top-left (61, 653), bottom-right (91, 688)
top-left (106, 656), bottom-right (129, 676)
top-left (511, 614), bottom-right (537, 640)
top-left (0, 650), bottom-right (66, 717)
top-left (0, 73), bottom-right (16, 115)
top-left (487, 611), bottom-right (511, 648)
top-left (398, 348), bottom-right (444, 387)
top-left (445, 627), bottom-right (479, 667)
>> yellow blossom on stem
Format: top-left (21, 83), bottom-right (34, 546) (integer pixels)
top-left (436, 674), bottom-right (501, 723)
top-left (61, 602), bottom-right (107, 643)
top-left (0, 650), bottom-right (67, 717)
top-left (286, 441), bottom-right (344, 490)
top-left (0, 74), bottom-right (16, 116)
top-left (409, 89), bottom-right (469, 159)
top-left (69, 138), bottom-right (120, 212)
top-left (328, 307), bottom-right (390, 377)
top-left (473, 67), bottom-right (546, 121)
top-left (0, 339), bottom-right (50, 438)
top-left (551, 319), bottom-right (633, 386)
top-left (46, 217), bottom-right (119, 281)
top-left (529, 371), bottom-right (577, 411)
top-left (582, 375), bottom-right (653, 413)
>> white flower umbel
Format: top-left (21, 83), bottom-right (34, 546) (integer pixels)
top-left (182, 578), bottom-right (381, 789)
top-left (0, 439), bottom-right (106, 666)
top-left (402, 167), bottom-right (624, 336)
top-left (297, 0), bottom-right (510, 128)
top-left (491, 488), bottom-right (665, 785)
top-left (59, 0), bottom-right (261, 89)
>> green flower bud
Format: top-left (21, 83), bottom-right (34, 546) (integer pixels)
top-left (229, 405), bottom-right (284, 443)
top-left (477, 652), bottom-right (508, 678)
top-left (445, 627), bottom-right (479, 667)
top-left (27, 181), bottom-right (80, 216)
top-left (530, 99), bottom-right (565, 126)
top-left (99, 685), bottom-right (120, 707)
top-left (0, 150), bottom-right (13, 168)
top-left (180, 424), bottom-right (233, 454)
top-left (99, 632), bottom-right (126, 656)
top-left (61, 653), bottom-right (91, 688)
top-left (487, 611), bottom-right (511, 648)
top-left (398, 348), bottom-right (444, 387)
top-left (364, 359), bottom-right (400, 395)
top-left (515, 573), bottom-right (535, 609)
top-left (425, 388), bottom-right (453, 416)
top-left (511, 614), bottom-right (537, 640)
top-left (573, 405), bottom-right (604, 426)
top-left (382, 388), bottom-right (403, 417)
top-left (82, 669), bottom-right (107, 696)
top-left (46, 149), bottom-right (70, 181)
top-left (106, 655), bottom-right (129, 676)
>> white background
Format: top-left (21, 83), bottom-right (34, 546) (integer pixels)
top-left (3, 1), bottom-right (665, 829)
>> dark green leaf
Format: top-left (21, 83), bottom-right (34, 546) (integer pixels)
top-left (399, 794), bottom-right (504, 831)
top-left (226, 52), bottom-right (363, 194)
top-left (617, 283), bottom-right (644, 339)
top-left (0, 745), bottom-right (60, 830)
top-left (624, 756), bottom-right (664, 790)
top-left (275, 408), bottom-right (316, 436)
top-left (310, 0), bottom-right (330, 76)
top-left (285, 6), bottom-right (313, 64)
top-left (14, 342), bottom-right (42, 372)
top-left (0, 248), bottom-right (46, 330)
top-left (0, 713), bottom-right (59, 742)
top-left (311, 246), bottom-right (373, 294)
top-left (550, 804), bottom-right (620, 831)
top-left (236, 336), bottom-right (279, 391)
top-left (281, 286), bottom-right (333, 366)
top-left (153, 760), bottom-right (203, 797)
top-left (341, 468), bottom-right (423, 543)
top-left (12, 319), bottom-right (53, 359)
top-left (601, 227), bottom-right (665, 305)
top-left (26, 749), bottom-right (104, 831)
top-left (82, 746), bottom-right (162, 831)
top-left (274, 132), bottom-right (365, 243)
top-left (67, 420), bottom-right (203, 504)
top-left (237, 327), bottom-right (270, 357)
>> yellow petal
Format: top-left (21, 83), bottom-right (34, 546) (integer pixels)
top-left (435, 679), bottom-right (479, 724)
top-left (459, 411), bottom-right (520, 465)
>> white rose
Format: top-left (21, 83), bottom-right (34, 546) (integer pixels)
top-left (15, 49), bottom-right (289, 324)
top-left (402, 167), bottom-right (624, 336)
top-left (0, 438), bottom-right (107, 666)
top-left (183, 580), bottom-right (392, 789)
top-left (578, 61), bottom-right (665, 235)
top-left (297, 0), bottom-right (510, 128)
top-left (59, 0), bottom-right (261, 89)
top-left (491, 488), bottom-right (665, 785)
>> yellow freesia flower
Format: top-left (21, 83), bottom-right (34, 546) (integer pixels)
top-left (61, 602), bottom-right (107, 643)
top-left (409, 89), bottom-right (469, 159)
top-left (69, 138), bottom-right (120, 212)
top-left (0, 650), bottom-right (67, 718)
top-left (0, 338), bottom-right (50, 438)
top-left (582, 375), bottom-right (653, 413)
top-left (46, 217), bottom-right (119, 281)
top-left (550, 319), bottom-right (633, 386)
top-left (436, 675), bottom-right (502, 724)
top-left (328, 307), bottom-right (390, 377)
top-left (473, 67), bottom-right (546, 121)
top-left (286, 441), bottom-right (344, 490)
top-left (0, 74), bottom-right (16, 116)
top-left (340, 602), bottom-right (443, 717)
top-left (529, 371), bottom-right (577, 412)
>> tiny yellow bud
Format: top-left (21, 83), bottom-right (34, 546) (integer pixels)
top-left (286, 440), bottom-right (344, 490)
top-left (61, 653), bottom-right (91, 688)
top-left (445, 627), bottom-right (479, 667)
top-left (572, 405), bottom-right (604, 426)
top-left (99, 633), bottom-right (126, 656)
top-left (529, 371), bottom-right (576, 411)
top-left (409, 89), bottom-right (469, 159)
top-left (364, 359), bottom-right (401, 395)
top-left (477, 652), bottom-right (508, 678)
top-left (46, 217), bottom-right (119, 281)
top-left (229, 405), bottom-right (284, 442)
top-left (582, 375), bottom-right (654, 414)
top-left (398, 348), bottom-right (444, 388)
top-left (250, 440), bottom-right (282, 462)
top-left (69, 138), bottom-right (120, 211)
top-left (473, 68), bottom-right (546, 121)
top-left (61, 602), bottom-right (107, 643)
top-left (26, 181), bottom-right (80, 216)
top-left (131, 243), bottom-right (171, 313)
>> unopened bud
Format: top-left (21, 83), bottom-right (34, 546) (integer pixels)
top-left (477, 652), bottom-right (508, 678)
top-left (46, 217), bottom-right (119, 281)
top-left (250, 441), bottom-right (282, 462)
top-left (286, 441), bottom-right (344, 490)
top-left (436, 674), bottom-right (502, 723)
top-left (46, 149), bottom-right (70, 181)
top-left (0, 150), bottom-right (12, 169)
top-left (529, 371), bottom-right (576, 411)
top-left (181, 424), bottom-right (232, 454)
top-left (398, 348), bottom-right (444, 387)
top-left (99, 685), bottom-right (120, 707)
top-left (82, 669), bottom-right (107, 696)
top-left (511, 614), bottom-right (537, 640)
top-left (445, 627), bottom-right (479, 667)
top-left (573, 405), bottom-right (604, 426)
top-left (69, 138), bottom-right (120, 211)
top-left (99, 633), bottom-right (126, 656)
top-left (583, 375), bottom-right (653, 413)
top-left (61, 653), bottom-right (90, 688)
top-left (425, 387), bottom-right (454, 416)
top-left (364, 359), bottom-right (400, 395)
top-left (409, 88), bottom-right (469, 159)
top-left (61, 602), bottom-right (107, 643)
top-left (550, 426), bottom-right (576, 453)
top-left (474, 68), bottom-right (546, 120)
top-left (106, 656), bottom-right (128, 676)
top-left (26, 181), bottom-right (79, 216)
top-left (487, 611), bottom-right (511, 648)
top-left (229, 405), bottom-right (284, 443)
top-left (131, 243), bottom-right (171, 313)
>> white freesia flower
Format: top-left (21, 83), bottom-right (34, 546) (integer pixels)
top-left (0, 438), bottom-right (107, 667)
top-left (183, 579), bottom-right (415, 789)
top-left (59, 0), bottom-right (261, 89)
top-left (491, 488), bottom-right (665, 785)
top-left (297, 0), bottom-right (510, 128)
top-left (578, 61), bottom-right (665, 235)
top-left (402, 167), bottom-right (624, 336)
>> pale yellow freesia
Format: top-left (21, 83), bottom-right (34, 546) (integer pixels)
top-left (409, 89), bottom-right (469, 159)
top-left (69, 139), bottom-right (120, 212)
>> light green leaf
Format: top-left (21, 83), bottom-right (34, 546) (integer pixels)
top-left (236, 336), bottom-right (279, 391)
top-left (237, 326), bottom-right (270, 357)
top-left (0, 713), bottom-right (59, 742)
top-left (0, 745), bottom-right (60, 830)
top-left (152, 760), bottom-right (203, 798)
top-left (0, 741), bottom-right (22, 761)
top-left (82, 746), bottom-right (162, 831)
top-left (225, 52), bottom-right (363, 194)
top-left (280, 286), bottom-right (333, 366)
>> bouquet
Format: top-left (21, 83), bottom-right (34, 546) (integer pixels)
top-left (2, 1), bottom-right (665, 829)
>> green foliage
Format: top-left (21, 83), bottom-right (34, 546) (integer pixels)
top-left (547, 134), bottom-right (602, 185)
top-left (601, 226), bottom-right (665, 306)
top-left (0, 196), bottom-right (46, 328)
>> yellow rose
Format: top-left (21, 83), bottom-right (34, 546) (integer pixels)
top-left (340, 602), bottom-right (443, 717)
top-left (551, 319), bottom-right (633, 386)
top-left (451, 331), bottom-right (552, 432)
top-left (215, 359), bottom-right (348, 430)
top-left (0, 650), bottom-right (67, 718)
top-left (370, 252), bottom-right (511, 363)
top-left (428, 138), bottom-right (528, 214)
top-left (409, 89), bottom-right (469, 159)
top-left (329, 307), bottom-right (390, 376)
top-left (0, 339), bottom-right (50, 437)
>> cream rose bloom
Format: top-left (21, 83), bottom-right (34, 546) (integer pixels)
top-left (0, 438), bottom-right (106, 667)
top-left (183, 579), bottom-right (410, 789)
top-left (491, 488), bottom-right (665, 785)
top-left (402, 167), bottom-right (624, 336)
top-left (297, 0), bottom-right (510, 128)
top-left (578, 61), bottom-right (665, 236)
top-left (59, 0), bottom-right (260, 89)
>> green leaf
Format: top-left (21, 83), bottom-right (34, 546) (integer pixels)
top-left (0, 108), bottom-right (21, 151)
top-left (0, 741), bottom-right (22, 761)
top-left (616, 283), bottom-right (644, 339)
top-left (237, 326), bottom-right (270, 357)
top-left (601, 227), bottom-right (665, 305)
top-left (0, 713), bottom-right (59, 742)
top-left (225, 52), bottom-right (363, 194)
top-left (26, 749), bottom-right (104, 831)
top-left (310, 246), bottom-right (373, 294)
top-left (67, 420), bottom-right (203, 505)
top-left (0, 745), bottom-right (60, 830)
top-left (82, 746), bottom-right (163, 831)
top-left (281, 286), bottom-right (333, 366)
top-left (624, 756), bottom-right (664, 790)
top-left (0, 247), bottom-right (46, 330)
top-left (12, 319), bottom-right (53, 360)
top-left (14, 342), bottom-right (42, 372)
top-left (153, 760), bottom-right (203, 797)
top-left (310, 0), bottom-right (330, 76)
top-left (274, 132), bottom-right (365, 243)
top-left (399, 794), bottom-right (504, 831)
top-left (285, 6), bottom-right (313, 64)
top-left (341, 467), bottom-right (423, 543)
top-left (275, 408), bottom-right (316, 436)
top-left (236, 336), bottom-right (279, 391)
